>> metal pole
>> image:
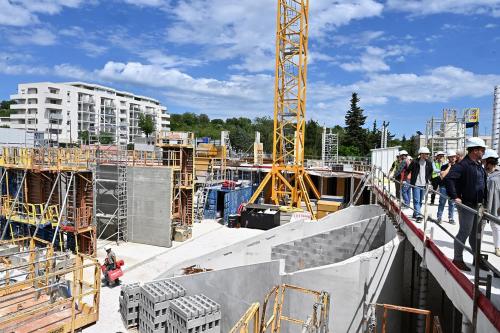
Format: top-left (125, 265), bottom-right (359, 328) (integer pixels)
top-left (1, 170), bottom-right (27, 240)
top-left (472, 204), bottom-right (484, 333)
top-left (417, 184), bottom-right (430, 333)
top-left (51, 172), bottom-right (74, 245)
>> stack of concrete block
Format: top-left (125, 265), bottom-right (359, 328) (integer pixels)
top-left (119, 282), bottom-right (141, 328)
top-left (271, 217), bottom-right (386, 272)
top-left (138, 279), bottom-right (186, 333)
top-left (167, 294), bottom-right (221, 333)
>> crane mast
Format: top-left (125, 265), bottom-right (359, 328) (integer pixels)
top-left (250, 0), bottom-right (320, 217)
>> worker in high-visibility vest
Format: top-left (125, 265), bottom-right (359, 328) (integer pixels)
top-left (430, 151), bottom-right (445, 205)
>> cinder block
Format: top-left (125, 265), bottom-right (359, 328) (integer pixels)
top-left (138, 279), bottom-right (186, 333)
top-left (167, 294), bottom-right (221, 333)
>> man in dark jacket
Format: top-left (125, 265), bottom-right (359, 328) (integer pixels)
top-left (406, 146), bottom-right (433, 222)
top-left (445, 137), bottom-right (488, 271)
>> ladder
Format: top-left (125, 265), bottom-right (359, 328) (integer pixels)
top-left (194, 162), bottom-right (215, 223)
top-left (117, 148), bottom-right (128, 242)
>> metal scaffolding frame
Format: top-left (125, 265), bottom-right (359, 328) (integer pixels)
top-left (425, 109), bottom-right (466, 156)
top-left (322, 127), bottom-right (338, 167)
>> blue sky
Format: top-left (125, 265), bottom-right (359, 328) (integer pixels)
top-left (1, 0), bottom-right (500, 138)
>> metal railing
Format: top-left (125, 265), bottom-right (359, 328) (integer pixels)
top-left (370, 165), bottom-right (500, 332)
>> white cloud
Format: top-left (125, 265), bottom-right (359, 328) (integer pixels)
top-left (0, 52), bottom-right (48, 75)
top-left (165, 0), bottom-right (383, 72)
top-left (53, 63), bottom-right (88, 80)
top-left (79, 41), bottom-right (107, 57)
top-left (7, 28), bottom-right (57, 46)
top-left (0, 0), bottom-right (38, 26)
top-left (122, 0), bottom-right (169, 7)
top-left (485, 23), bottom-right (497, 28)
top-left (340, 45), bottom-right (417, 73)
top-left (139, 49), bottom-right (204, 68)
top-left (387, 0), bottom-right (500, 16)
top-left (311, 66), bottom-right (500, 111)
top-left (0, 0), bottom-right (85, 26)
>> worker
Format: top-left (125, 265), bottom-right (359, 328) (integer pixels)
top-left (484, 149), bottom-right (500, 256)
top-left (456, 149), bottom-right (465, 163)
top-left (394, 150), bottom-right (411, 206)
top-left (430, 151), bottom-right (445, 205)
top-left (103, 245), bottom-right (116, 284)
top-left (406, 147), bottom-right (433, 222)
top-left (445, 137), bottom-right (488, 271)
top-left (436, 150), bottom-right (457, 224)
top-left (389, 152), bottom-right (402, 199)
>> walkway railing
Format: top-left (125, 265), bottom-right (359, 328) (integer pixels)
top-left (369, 165), bottom-right (500, 332)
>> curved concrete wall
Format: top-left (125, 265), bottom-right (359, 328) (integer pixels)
top-left (158, 205), bottom-right (386, 278)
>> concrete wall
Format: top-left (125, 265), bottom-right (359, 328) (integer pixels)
top-left (160, 205), bottom-right (386, 276)
top-left (271, 215), bottom-right (387, 272)
top-left (281, 235), bottom-right (404, 332)
top-left (127, 166), bottom-right (173, 247)
top-left (165, 234), bottom-right (403, 333)
top-left (170, 261), bottom-right (282, 333)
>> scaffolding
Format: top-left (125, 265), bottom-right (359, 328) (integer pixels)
top-left (0, 237), bottom-right (100, 332)
top-left (230, 284), bottom-right (330, 333)
top-left (156, 132), bottom-right (195, 226)
top-left (322, 127), bottom-right (338, 167)
top-left (425, 109), bottom-right (466, 156)
top-left (0, 146), bottom-right (96, 255)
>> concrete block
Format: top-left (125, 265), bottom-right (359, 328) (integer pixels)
top-left (167, 294), bottom-right (221, 333)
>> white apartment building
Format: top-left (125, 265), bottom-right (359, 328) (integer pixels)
top-left (9, 82), bottom-right (170, 145)
top-left (492, 85), bottom-right (500, 154)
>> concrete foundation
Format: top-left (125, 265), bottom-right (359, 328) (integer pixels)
top-left (127, 166), bottom-right (173, 247)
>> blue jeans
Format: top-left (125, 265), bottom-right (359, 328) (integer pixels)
top-left (412, 186), bottom-right (425, 218)
top-left (402, 181), bottom-right (411, 206)
top-left (437, 186), bottom-right (455, 221)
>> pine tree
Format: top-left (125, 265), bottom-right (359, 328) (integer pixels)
top-left (344, 92), bottom-right (368, 155)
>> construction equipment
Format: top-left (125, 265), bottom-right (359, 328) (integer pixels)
top-left (230, 284), bottom-right (330, 333)
top-left (249, 0), bottom-right (320, 219)
top-left (101, 258), bottom-right (124, 286)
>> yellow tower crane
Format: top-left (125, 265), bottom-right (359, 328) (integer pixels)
top-left (249, 0), bottom-right (320, 218)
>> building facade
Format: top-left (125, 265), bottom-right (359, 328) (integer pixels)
top-left (9, 82), bottom-right (170, 145)
top-left (492, 86), bottom-right (500, 154)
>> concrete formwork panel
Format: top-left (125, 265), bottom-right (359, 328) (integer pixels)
top-left (127, 166), bottom-right (173, 247)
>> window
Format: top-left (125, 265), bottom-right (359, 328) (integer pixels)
top-left (27, 88), bottom-right (37, 94)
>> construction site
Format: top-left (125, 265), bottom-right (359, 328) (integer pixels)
top-left (0, 1), bottom-right (500, 333)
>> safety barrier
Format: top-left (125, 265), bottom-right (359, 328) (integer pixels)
top-left (370, 165), bottom-right (500, 332)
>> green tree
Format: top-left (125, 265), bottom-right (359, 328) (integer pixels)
top-left (344, 92), bottom-right (368, 155)
top-left (304, 120), bottom-right (322, 159)
top-left (0, 100), bottom-right (15, 118)
top-left (98, 132), bottom-right (114, 145)
top-left (138, 114), bottom-right (155, 137)
top-left (78, 130), bottom-right (90, 144)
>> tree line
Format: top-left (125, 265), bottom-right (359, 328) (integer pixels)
top-left (171, 93), bottom-right (417, 158)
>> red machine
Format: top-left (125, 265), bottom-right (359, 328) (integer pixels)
top-left (101, 259), bottom-right (124, 286)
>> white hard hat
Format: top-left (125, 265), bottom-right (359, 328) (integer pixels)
top-left (418, 147), bottom-right (430, 154)
top-left (104, 245), bottom-right (111, 251)
top-left (483, 148), bottom-right (499, 160)
top-left (435, 151), bottom-right (445, 156)
top-left (465, 137), bottom-right (487, 149)
top-left (399, 149), bottom-right (408, 155)
top-left (447, 149), bottom-right (457, 157)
